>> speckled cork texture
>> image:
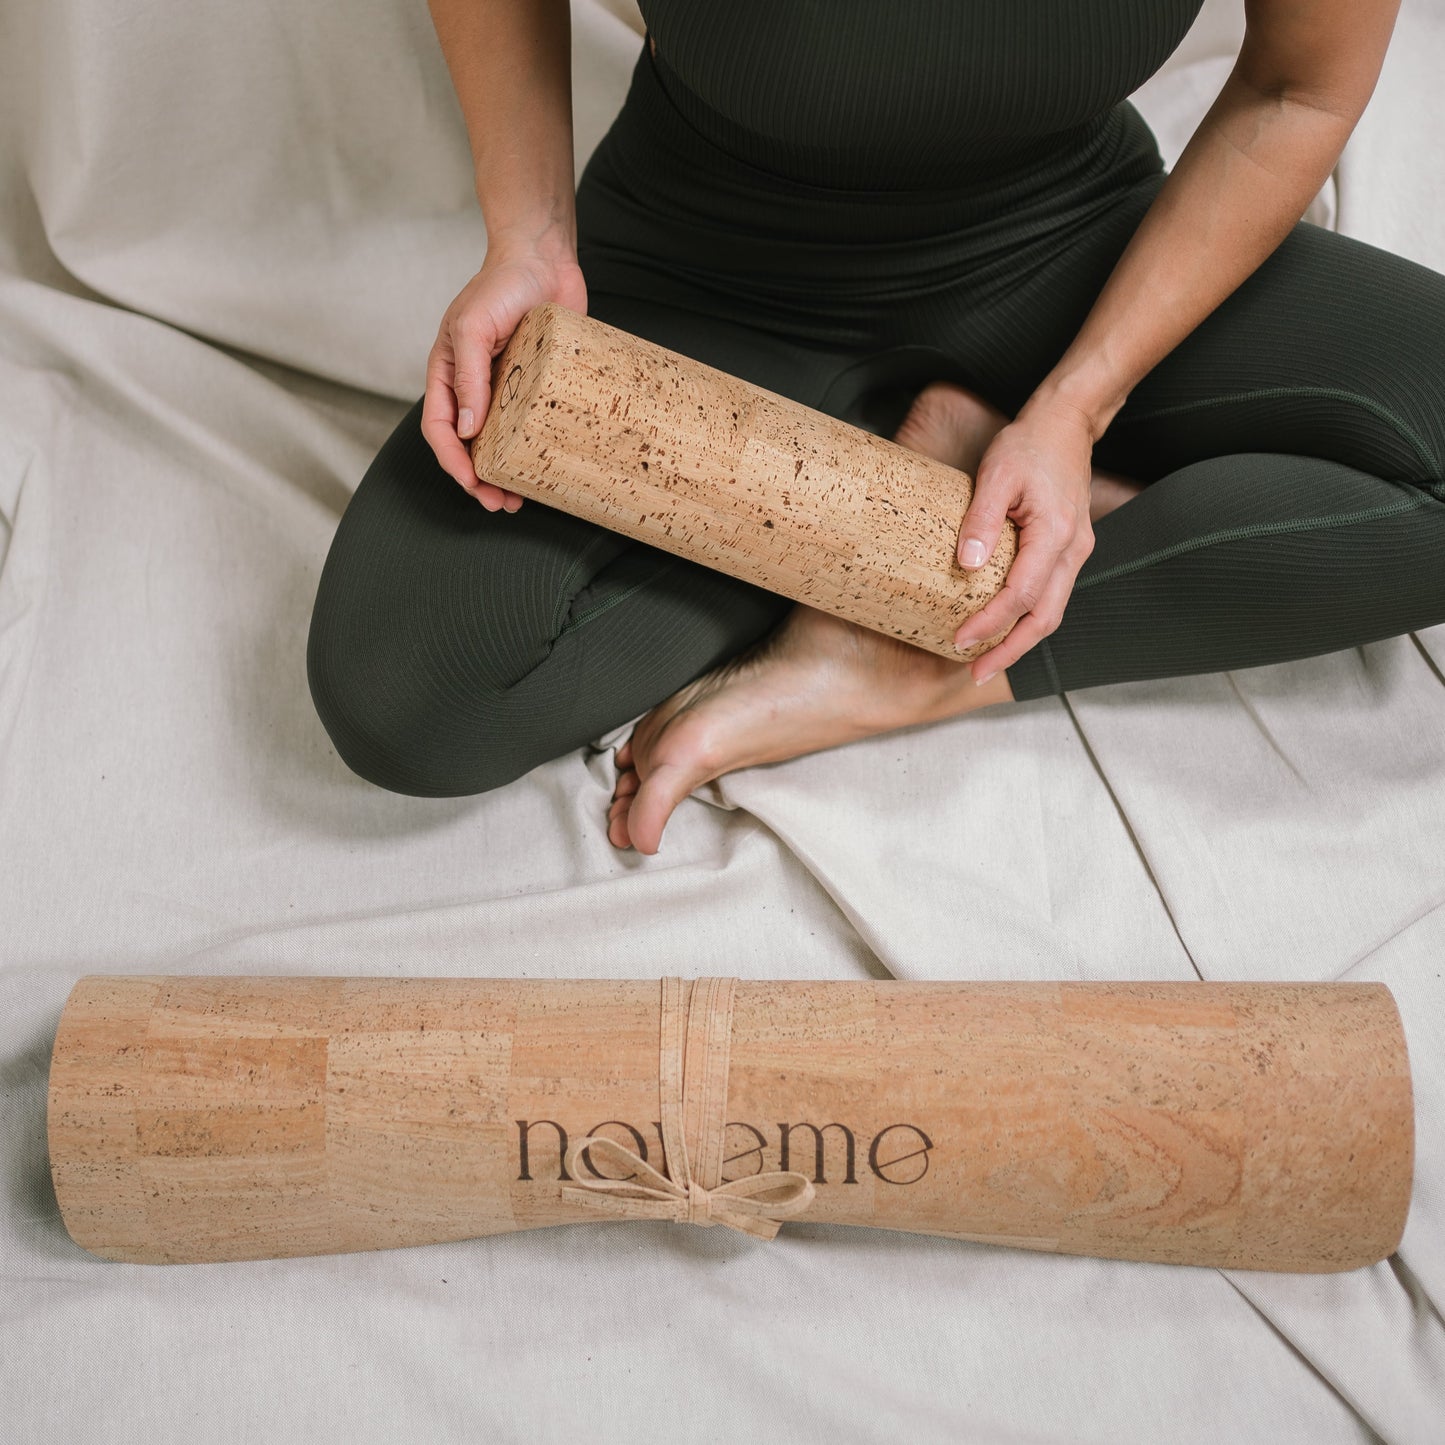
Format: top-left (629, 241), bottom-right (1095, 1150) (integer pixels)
top-left (47, 976), bottom-right (1413, 1271)
top-left (468, 302), bottom-right (1018, 662)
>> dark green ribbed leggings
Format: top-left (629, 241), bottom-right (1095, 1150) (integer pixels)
top-left (306, 50), bottom-right (1445, 799)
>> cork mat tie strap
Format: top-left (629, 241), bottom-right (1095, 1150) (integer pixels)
top-left (561, 976), bottom-right (816, 1241)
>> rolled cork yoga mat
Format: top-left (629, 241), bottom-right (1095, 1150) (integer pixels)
top-left (47, 975), bottom-right (1413, 1271)
top-left (468, 302), bottom-right (1018, 662)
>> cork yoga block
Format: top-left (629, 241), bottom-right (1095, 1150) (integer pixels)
top-left (468, 302), bottom-right (1019, 662)
top-left (47, 975), bottom-right (1413, 1271)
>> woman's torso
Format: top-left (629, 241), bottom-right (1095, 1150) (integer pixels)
top-left (637, 0), bottom-right (1207, 189)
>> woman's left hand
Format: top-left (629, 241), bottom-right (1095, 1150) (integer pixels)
top-left (951, 396), bottom-right (1098, 683)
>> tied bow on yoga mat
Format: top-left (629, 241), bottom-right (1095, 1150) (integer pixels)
top-left (561, 976), bottom-right (817, 1240)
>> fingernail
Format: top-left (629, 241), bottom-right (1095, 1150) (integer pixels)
top-left (960, 538), bottom-right (987, 568)
top-left (975, 668), bottom-right (998, 687)
top-left (458, 408), bottom-right (475, 436)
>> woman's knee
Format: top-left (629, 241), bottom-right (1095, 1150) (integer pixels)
top-left (304, 553), bottom-right (578, 798)
top-left (305, 623), bottom-right (569, 797)
top-left (1251, 225), bottom-right (1445, 486)
top-left (1101, 224), bottom-right (1445, 491)
top-left (304, 396), bottom-right (622, 795)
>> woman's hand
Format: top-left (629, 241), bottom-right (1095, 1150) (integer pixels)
top-left (421, 230), bottom-right (590, 512)
top-left (949, 397), bottom-right (1098, 683)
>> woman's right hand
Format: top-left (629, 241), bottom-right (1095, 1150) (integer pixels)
top-left (422, 231), bottom-right (589, 512)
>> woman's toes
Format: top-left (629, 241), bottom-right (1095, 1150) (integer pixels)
top-left (623, 759), bottom-right (704, 857)
top-left (607, 769), bottom-right (643, 841)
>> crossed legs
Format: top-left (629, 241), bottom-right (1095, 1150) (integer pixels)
top-left (307, 181), bottom-right (1445, 852)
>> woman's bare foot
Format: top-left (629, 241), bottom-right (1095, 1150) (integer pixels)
top-left (890, 379), bottom-right (1147, 525)
top-left (607, 602), bottom-right (1016, 853)
top-left (604, 378), bottom-right (1064, 854)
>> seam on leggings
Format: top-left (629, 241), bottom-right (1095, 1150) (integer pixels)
top-left (1113, 383), bottom-right (1442, 481)
top-left (548, 533), bottom-right (627, 638)
top-left (1034, 638), bottom-right (1064, 696)
top-left (559, 557), bottom-right (683, 635)
top-left (1075, 491), bottom-right (1437, 592)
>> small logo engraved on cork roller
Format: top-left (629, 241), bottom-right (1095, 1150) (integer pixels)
top-left (498, 363), bottom-right (523, 411)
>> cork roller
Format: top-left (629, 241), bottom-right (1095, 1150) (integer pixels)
top-left (47, 975), bottom-right (1413, 1270)
top-left (468, 303), bottom-right (1019, 662)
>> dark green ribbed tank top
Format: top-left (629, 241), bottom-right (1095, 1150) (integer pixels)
top-left (637, 0), bottom-right (1206, 189)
